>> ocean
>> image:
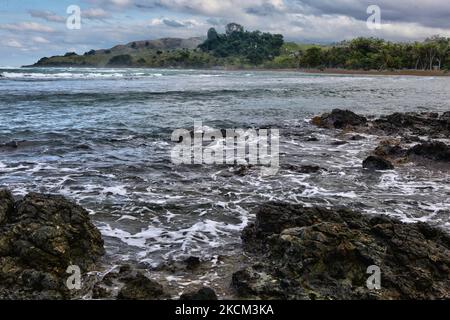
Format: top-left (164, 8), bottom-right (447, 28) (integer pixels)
top-left (1, 67), bottom-right (449, 266)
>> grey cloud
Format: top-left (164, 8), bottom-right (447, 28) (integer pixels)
top-left (162, 19), bottom-right (186, 27)
top-left (296, 0), bottom-right (450, 29)
top-left (29, 10), bottom-right (65, 23)
top-left (206, 18), bottom-right (228, 26)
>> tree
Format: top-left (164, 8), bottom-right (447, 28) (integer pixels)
top-left (107, 54), bottom-right (133, 66)
top-left (301, 47), bottom-right (323, 68)
top-left (199, 24), bottom-right (284, 65)
top-left (207, 28), bottom-right (219, 41)
top-left (225, 23), bottom-right (244, 35)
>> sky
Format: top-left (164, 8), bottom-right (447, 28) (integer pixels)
top-left (1, 0), bottom-right (450, 66)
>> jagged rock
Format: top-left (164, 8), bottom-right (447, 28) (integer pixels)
top-left (180, 287), bottom-right (218, 300)
top-left (0, 189), bottom-right (14, 225)
top-left (91, 265), bottom-right (167, 300)
top-left (235, 203), bottom-right (450, 300)
top-left (312, 109), bottom-right (367, 129)
top-left (1, 141), bottom-right (19, 149)
top-left (285, 165), bottom-right (326, 174)
top-left (374, 141), bottom-right (406, 158)
top-left (184, 256), bottom-right (201, 270)
top-left (117, 273), bottom-right (165, 300)
top-left (331, 140), bottom-right (348, 146)
top-left (373, 112), bottom-right (450, 137)
top-left (0, 190), bottom-right (104, 299)
top-left (441, 111), bottom-right (450, 119)
top-left (349, 135), bottom-right (366, 141)
top-left (363, 156), bottom-right (394, 171)
top-left (305, 136), bottom-right (319, 142)
top-left (407, 141), bottom-right (450, 162)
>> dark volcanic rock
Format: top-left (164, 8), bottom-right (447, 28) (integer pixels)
top-left (407, 141), bottom-right (450, 162)
top-left (285, 165), bottom-right (326, 174)
top-left (374, 141), bottom-right (406, 158)
top-left (0, 190), bottom-right (105, 299)
top-left (184, 256), bottom-right (201, 270)
top-left (92, 264), bottom-right (167, 300)
top-left (363, 156), bottom-right (394, 171)
top-left (373, 112), bottom-right (450, 137)
top-left (1, 141), bottom-right (19, 149)
top-left (312, 109), bottom-right (367, 129)
top-left (441, 111), bottom-right (450, 120)
top-left (0, 189), bottom-right (14, 225)
top-left (180, 287), bottom-right (218, 300)
top-left (117, 273), bottom-right (165, 300)
top-left (236, 203), bottom-right (450, 300)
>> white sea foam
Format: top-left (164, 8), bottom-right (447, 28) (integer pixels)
top-left (0, 71), bottom-right (164, 80)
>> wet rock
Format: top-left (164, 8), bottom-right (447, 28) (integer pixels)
top-left (0, 189), bottom-right (14, 225)
top-left (363, 156), bottom-right (394, 171)
top-left (0, 141), bottom-right (19, 149)
top-left (237, 203), bottom-right (450, 300)
top-left (441, 111), bottom-right (450, 120)
top-left (0, 190), bottom-right (105, 299)
top-left (285, 165), bottom-right (326, 174)
top-left (349, 135), bottom-right (366, 141)
top-left (407, 141), bottom-right (450, 162)
top-left (331, 140), bottom-right (348, 146)
top-left (180, 287), bottom-right (218, 300)
top-left (232, 165), bottom-right (253, 176)
top-left (312, 109), bottom-right (367, 129)
top-left (184, 256), bottom-right (201, 270)
top-left (232, 267), bottom-right (289, 299)
top-left (305, 136), bottom-right (319, 142)
top-left (373, 112), bottom-right (450, 137)
top-left (117, 273), bottom-right (165, 300)
top-left (374, 141), bottom-right (406, 158)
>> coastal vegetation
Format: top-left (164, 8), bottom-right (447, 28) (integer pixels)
top-left (29, 24), bottom-right (450, 72)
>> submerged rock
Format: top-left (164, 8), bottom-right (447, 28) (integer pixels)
top-left (284, 165), bottom-right (326, 174)
top-left (0, 190), bottom-right (104, 299)
top-left (363, 156), bottom-right (394, 171)
top-left (407, 141), bottom-right (450, 162)
top-left (235, 203), bottom-right (450, 300)
top-left (117, 273), bottom-right (165, 300)
top-left (312, 109), bottom-right (367, 129)
top-left (91, 264), bottom-right (167, 300)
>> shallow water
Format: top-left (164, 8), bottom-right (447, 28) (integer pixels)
top-left (1, 67), bottom-right (449, 266)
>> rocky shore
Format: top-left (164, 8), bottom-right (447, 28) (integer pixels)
top-left (1, 109), bottom-right (449, 300)
top-left (0, 190), bottom-right (104, 299)
top-left (312, 109), bottom-right (450, 171)
top-left (1, 189), bottom-right (449, 300)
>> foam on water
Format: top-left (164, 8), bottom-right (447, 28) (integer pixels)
top-left (1, 68), bottom-right (450, 265)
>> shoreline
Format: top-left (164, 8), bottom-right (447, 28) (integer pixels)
top-left (17, 65), bottom-right (450, 77)
top-left (1, 110), bottom-right (450, 300)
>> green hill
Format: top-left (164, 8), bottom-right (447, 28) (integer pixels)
top-left (27, 37), bottom-right (209, 68)
top-left (27, 23), bottom-right (450, 71)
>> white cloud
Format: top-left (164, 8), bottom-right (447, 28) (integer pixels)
top-left (3, 39), bottom-right (24, 48)
top-left (29, 10), bottom-right (65, 23)
top-left (149, 17), bottom-right (203, 28)
top-left (32, 36), bottom-right (51, 44)
top-left (0, 22), bottom-right (55, 33)
top-left (83, 8), bottom-right (112, 20)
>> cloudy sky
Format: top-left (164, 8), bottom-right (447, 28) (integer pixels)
top-left (1, 0), bottom-right (450, 66)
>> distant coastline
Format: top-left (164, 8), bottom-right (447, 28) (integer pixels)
top-left (24, 24), bottom-right (450, 77)
top-left (17, 65), bottom-right (450, 78)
